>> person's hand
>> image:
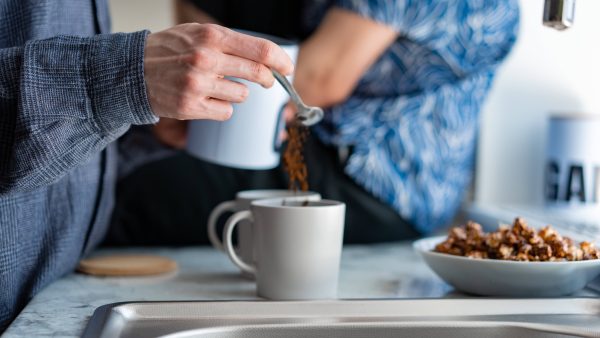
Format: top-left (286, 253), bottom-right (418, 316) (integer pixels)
top-left (144, 23), bottom-right (294, 121)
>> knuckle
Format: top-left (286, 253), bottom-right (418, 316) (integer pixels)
top-left (257, 41), bottom-right (274, 63)
top-left (189, 49), bottom-right (215, 70)
top-left (189, 49), bottom-right (205, 66)
top-left (198, 24), bottom-right (223, 45)
top-left (248, 62), bottom-right (264, 79)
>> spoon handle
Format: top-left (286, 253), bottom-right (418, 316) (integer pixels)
top-left (272, 70), bottom-right (306, 109)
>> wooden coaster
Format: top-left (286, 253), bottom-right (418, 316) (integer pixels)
top-left (77, 254), bottom-right (178, 277)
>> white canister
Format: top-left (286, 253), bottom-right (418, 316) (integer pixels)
top-left (544, 114), bottom-right (600, 215)
top-left (186, 32), bottom-right (298, 169)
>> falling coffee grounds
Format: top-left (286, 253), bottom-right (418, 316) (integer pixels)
top-left (283, 125), bottom-right (309, 192)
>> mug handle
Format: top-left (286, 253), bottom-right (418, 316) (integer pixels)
top-left (223, 210), bottom-right (257, 275)
top-left (207, 200), bottom-right (237, 251)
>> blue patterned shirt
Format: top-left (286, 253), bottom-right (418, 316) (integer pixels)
top-left (309, 0), bottom-right (519, 233)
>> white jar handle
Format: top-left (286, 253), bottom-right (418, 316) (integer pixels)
top-left (207, 200), bottom-right (237, 251)
top-left (223, 210), bottom-right (256, 275)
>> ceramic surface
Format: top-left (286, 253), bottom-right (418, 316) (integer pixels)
top-left (414, 236), bottom-right (600, 296)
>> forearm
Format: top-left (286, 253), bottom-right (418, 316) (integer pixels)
top-left (294, 8), bottom-right (397, 108)
top-left (0, 32), bottom-right (157, 193)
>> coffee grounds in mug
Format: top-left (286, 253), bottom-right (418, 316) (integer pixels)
top-left (281, 199), bottom-right (311, 207)
top-left (283, 125), bottom-right (309, 191)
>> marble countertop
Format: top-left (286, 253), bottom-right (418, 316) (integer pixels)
top-left (4, 242), bottom-right (453, 337)
top-left (4, 242), bottom-right (598, 337)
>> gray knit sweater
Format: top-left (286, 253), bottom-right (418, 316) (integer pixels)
top-left (0, 0), bottom-right (158, 330)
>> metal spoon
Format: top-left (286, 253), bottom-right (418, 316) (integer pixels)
top-left (272, 70), bottom-right (324, 127)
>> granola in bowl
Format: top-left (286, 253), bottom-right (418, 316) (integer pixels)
top-left (434, 218), bottom-right (600, 262)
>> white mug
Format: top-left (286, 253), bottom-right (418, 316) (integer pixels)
top-left (224, 199), bottom-right (345, 300)
top-left (186, 31), bottom-right (298, 169)
top-left (207, 190), bottom-right (321, 276)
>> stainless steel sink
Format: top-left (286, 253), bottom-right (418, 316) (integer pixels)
top-left (82, 298), bottom-right (600, 338)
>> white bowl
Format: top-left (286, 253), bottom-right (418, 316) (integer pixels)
top-left (413, 236), bottom-right (600, 297)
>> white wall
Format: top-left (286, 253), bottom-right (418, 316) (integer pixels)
top-left (109, 0), bottom-right (173, 33)
top-left (107, 0), bottom-right (600, 207)
top-left (475, 0), bottom-right (600, 206)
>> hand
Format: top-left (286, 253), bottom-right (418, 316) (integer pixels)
top-left (144, 23), bottom-right (294, 121)
top-left (153, 118), bottom-right (188, 149)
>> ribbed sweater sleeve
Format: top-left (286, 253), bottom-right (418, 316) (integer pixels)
top-left (0, 31), bottom-right (157, 193)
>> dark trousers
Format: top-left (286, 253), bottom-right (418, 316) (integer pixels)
top-left (104, 136), bottom-right (419, 246)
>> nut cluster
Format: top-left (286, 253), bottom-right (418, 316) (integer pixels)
top-left (434, 218), bottom-right (599, 261)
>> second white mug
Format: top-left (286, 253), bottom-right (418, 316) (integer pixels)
top-left (207, 189), bottom-right (321, 276)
